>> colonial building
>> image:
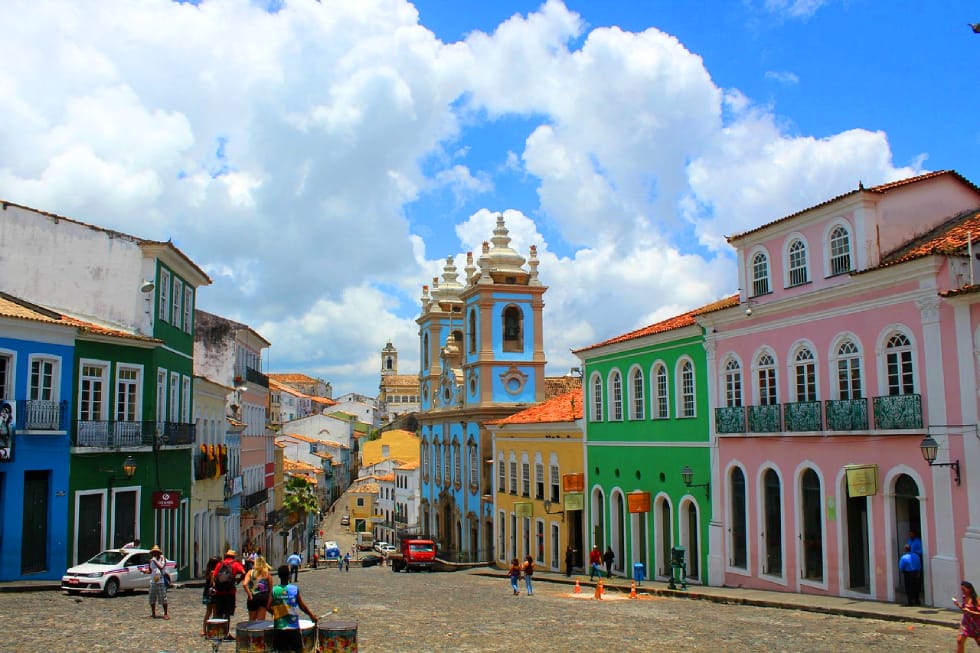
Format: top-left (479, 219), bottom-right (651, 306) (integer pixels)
top-left (378, 341), bottom-right (420, 423)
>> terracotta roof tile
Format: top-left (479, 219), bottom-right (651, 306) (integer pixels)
top-left (488, 389), bottom-right (583, 425)
top-left (941, 284), bottom-right (980, 298)
top-left (0, 292), bottom-right (160, 343)
top-left (544, 376), bottom-right (583, 398)
top-left (878, 208), bottom-right (980, 266)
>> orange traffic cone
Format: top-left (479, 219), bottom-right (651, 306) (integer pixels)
top-left (594, 579), bottom-right (603, 600)
top-left (574, 578), bottom-right (581, 594)
top-left (629, 580), bottom-right (637, 599)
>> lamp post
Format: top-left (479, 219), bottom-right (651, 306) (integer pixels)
top-left (103, 455), bottom-right (137, 489)
top-left (918, 436), bottom-right (961, 486)
top-left (681, 465), bottom-right (710, 499)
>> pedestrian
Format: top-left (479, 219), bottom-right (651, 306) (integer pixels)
top-left (898, 544), bottom-right (921, 606)
top-left (603, 546), bottom-right (615, 578)
top-left (509, 558), bottom-right (522, 595)
top-left (589, 545), bottom-right (602, 581)
top-left (286, 551), bottom-right (302, 582)
top-left (141, 544), bottom-right (169, 619)
top-left (564, 545), bottom-right (575, 577)
top-left (270, 565), bottom-right (318, 653)
top-left (122, 537), bottom-right (140, 549)
top-left (954, 580), bottom-right (980, 652)
top-left (343, 552), bottom-right (350, 572)
top-left (243, 555), bottom-right (273, 621)
top-left (312, 551), bottom-right (318, 569)
top-left (200, 556), bottom-right (219, 638)
top-left (523, 556), bottom-right (534, 596)
top-left (211, 549), bottom-right (246, 641)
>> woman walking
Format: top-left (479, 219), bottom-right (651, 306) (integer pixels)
top-left (523, 556), bottom-right (535, 596)
top-left (200, 557), bottom-right (219, 637)
top-left (243, 555), bottom-right (273, 621)
top-left (508, 558), bottom-right (522, 595)
top-left (954, 580), bottom-right (980, 652)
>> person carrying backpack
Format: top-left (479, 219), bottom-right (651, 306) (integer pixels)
top-left (210, 549), bottom-right (245, 640)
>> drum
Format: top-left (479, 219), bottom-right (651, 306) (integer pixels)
top-left (235, 620), bottom-right (274, 652)
top-left (317, 620), bottom-right (358, 653)
top-left (205, 618), bottom-right (229, 641)
top-left (299, 619), bottom-right (317, 652)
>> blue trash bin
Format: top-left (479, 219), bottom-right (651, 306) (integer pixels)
top-left (633, 562), bottom-right (645, 584)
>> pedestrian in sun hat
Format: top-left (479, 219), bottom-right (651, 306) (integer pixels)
top-left (141, 544), bottom-right (170, 619)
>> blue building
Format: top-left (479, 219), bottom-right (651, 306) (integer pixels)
top-left (0, 292), bottom-right (74, 580)
top-left (417, 215), bottom-right (550, 561)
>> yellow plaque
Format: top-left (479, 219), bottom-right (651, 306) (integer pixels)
top-left (845, 464), bottom-right (878, 497)
top-left (564, 492), bottom-right (584, 511)
top-left (515, 502), bottom-right (533, 518)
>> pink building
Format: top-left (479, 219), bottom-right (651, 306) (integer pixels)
top-left (697, 171), bottom-right (980, 606)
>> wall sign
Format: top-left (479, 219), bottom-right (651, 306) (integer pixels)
top-left (845, 464), bottom-right (878, 497)
top-left (153, 491), bottom-right (181, 509)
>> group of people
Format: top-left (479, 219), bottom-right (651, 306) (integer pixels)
top-left (507, 556), bottom-right (535, 595)
top-left (588, 545), bottom-right (615, 580)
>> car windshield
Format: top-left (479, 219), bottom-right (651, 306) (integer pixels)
top-left (409, 543), bottom-right (434, 553)
top-left (86, 551), bottom-right (127, 565)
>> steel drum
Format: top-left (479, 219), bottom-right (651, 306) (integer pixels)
top-left (205, 618), bottom-right (229, 641)
top-left (298, 618), bottom-right (316, 652)
top-left (235, 619), bottom-right (274, 652)
top-left (317, 620), bottom-right (358, 653)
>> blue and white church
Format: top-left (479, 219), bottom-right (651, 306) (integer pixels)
top-left (416, 215), bottom-right (548, 561)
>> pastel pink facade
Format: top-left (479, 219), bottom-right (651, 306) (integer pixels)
top-left (698, 171), bottom-right (980, 606)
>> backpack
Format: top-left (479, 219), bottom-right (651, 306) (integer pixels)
top-left (215, 561), bottom-right (235, 591)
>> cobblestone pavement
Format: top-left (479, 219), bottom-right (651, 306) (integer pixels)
top-left (3, 566), bottom-right (956, 652)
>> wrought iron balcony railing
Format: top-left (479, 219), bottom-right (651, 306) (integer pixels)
top-left (234, 365), bottom-right (269, 389)
top-left (243, 487), bottom-right (268, 510)
top-left (824, 398), bottom-right (869, 431)
top-left (747, 404), bottom-right (782, 433)
top-left (872, 394), bottom-right (923, 430)
top-left (72, 420), bottom-right (196, 448)
top-left (784, 400), bottom-right (822, 432)
top-left (14, 399), bottom-right (68, 431)
top-left (715, 405), bottom-right (746, 434)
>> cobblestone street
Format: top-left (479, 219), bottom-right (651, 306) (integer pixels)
top-left (4, 566), bottom-right (956, 652)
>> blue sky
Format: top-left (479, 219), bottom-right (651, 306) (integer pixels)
top-left (1, 0), bottom-right (977, 396)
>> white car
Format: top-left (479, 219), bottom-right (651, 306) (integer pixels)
top-left (373, 541), bottom-right (390, 554)
top-left (61, 548), bottom-right (177, 598)
top-left (378, 544), bottom-right (397, 554)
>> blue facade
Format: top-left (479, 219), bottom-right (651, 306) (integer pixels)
top-left (0, 334), bottom-right (74, 580)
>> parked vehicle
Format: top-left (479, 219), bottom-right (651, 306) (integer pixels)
top-left (356, 531), bottom-right (374, 551)
top-left (61, 548), bottom-right (177, 598)
top-left (390, 539), bottom-right (437, 572)
top-left (340, 514), bottom-right (350, 527)
top-left (324, 541), bottom-right (341, 560)
top-left (359, 554), bottom-right (384, 568)
top-left (373, 541), bottom-right (390, 554)
top-left (378, 543), bottom-right (397, 554)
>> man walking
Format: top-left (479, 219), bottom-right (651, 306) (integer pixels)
top-left (899, 544), bottom-right (922, 606)
top-left (286, 551), bottom-right (302, 583)
top-left (211, 549), bottom-right (246, 640)
top-left (589, 545), bottom-right (602, 581)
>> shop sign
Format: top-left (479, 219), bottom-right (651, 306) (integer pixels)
top-left (845, 464), bottom-right (878, 497)
top-left (627, 491), bottom-right (651, 513)
top-left (153, 491), bottom-right (181, 509)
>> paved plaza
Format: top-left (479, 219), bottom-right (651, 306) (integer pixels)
top-left (3, 565), bottom-right (958, 652)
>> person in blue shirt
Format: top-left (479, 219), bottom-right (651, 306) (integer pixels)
top-left (898, 544), bottom-right (922, 606)
top-left (286, 551), bottom-right (302, 583)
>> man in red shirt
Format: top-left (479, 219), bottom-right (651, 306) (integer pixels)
top-left (211, 549), bottom-right (246, 640)
top-left (588, 545), bottom-right (603, 581)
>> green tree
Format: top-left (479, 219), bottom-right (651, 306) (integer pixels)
top-left (283, 476), bottom-right (319, 519)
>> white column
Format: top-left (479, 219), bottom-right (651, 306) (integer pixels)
top-left (703, 334), bottom-right (724, 586)
top-left (954, 303), bottom-right (980, 586)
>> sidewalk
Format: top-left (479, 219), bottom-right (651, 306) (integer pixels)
top-left (470, 568), bottom-right (960, 630)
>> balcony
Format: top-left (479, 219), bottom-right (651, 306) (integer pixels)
top-left (243, 487), bottom-right (268, 510)
top-left (14, 399), bottom-right (68, 431)
top-left (825, 398), bottom-right (868, 431)
top-left (715, 406), bottom-right (746, 434)
top-left (784, 401), bottom-right (822, 432)
top-left (872, 394), bottom-right (923, 430)
top-left (194, 451), bottom-right (228, 481)
top-left (73, 420), bottom-right (195, 448)
top-left (747, 404), bottom-right (781, 433)
top-left (235, 365), bottom-right (269, 389)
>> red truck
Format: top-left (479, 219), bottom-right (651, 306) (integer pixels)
top-left (389, 539), bottom-right (437, 572)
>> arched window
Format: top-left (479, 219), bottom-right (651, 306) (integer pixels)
top-left (629, 367), bottom-right (645, 420)
top-left (788, 239), bottom-right (809, 286)
top-left (679, 360), bottom-right (695, 417)
top-left (534, 460), bottom-right (544, 499)
top-left (502, 305), bottom-right (523, 352)
top-left (453, 439), bottom-right (461, 486)
top-left (652, 363), bottom-right (668, 419)
top-left (763, 469), bottom-right (783, 577)
top-left (469, 443), bottom-right (478, 488)
top-left (757, 353), bottom-right (777, 405)
top-left (836, 339), bottom-right (862, 399)
top-left (590, 374), bottom-right (603, 422)
top-left (521, 456), bottom-right (530, 497)
top-left (497, 454), bottom-right (506, 492)
top-left (422, 333), bottom-right (430, 370)
top-left (800, 468), bottom-right (823, 581)
top-left (793, 347), bottom-right (816, 402)
top-left (730, 467), bottom-right (747, 569)
top-left (468, 309), bottom-right (477, 355)
top-left (509, 456), bottom-right (518, 494)
top-left (610, 371), bottom-right (623, 421)
top-left (751, 251), bottom-right (770, 296)
top-left (829, 225), bottom-right (851, 275)
top-left (724, 359), bottom-right (742, 407)
top-left (885, 333), bottom-right (914, 395)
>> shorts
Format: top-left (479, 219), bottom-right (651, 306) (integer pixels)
top-left (148, 582), bottom-right (167, 606)
top-left (211, 593), bottom-right (236, 619)
top-left (247, 592), bottom-right (269, 612)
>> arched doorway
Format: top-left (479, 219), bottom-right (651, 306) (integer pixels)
top-left (611, 491), bottom-right (625, 575)
top-left (685, 501), bottom-right (700, 581)
top-left (655, 495), bottom-right (672, 578)
top-left (591, 488), bottom-right (605, 548)
top-left (893, 474), bottom-right (922, 602)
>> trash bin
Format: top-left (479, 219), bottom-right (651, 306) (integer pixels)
top-left (632, 562), bottom-right (645, 584)
top-left (668, 547), bottom-right (687, 590)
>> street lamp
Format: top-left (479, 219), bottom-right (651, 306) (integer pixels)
top-left (918, 436), bottom-right (961, 486)
top-left (103, 455), bottom-right (137, 489)
top-left (681, 465), bottom-right (710, 499)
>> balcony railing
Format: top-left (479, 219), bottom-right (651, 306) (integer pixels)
top-left (784, 401), bottom-right (822, 432)
top-left (747, 404), bottom-right (782, 433)
top-left (243, 487), bottom-right (268, 510)
top-left (872, 393), bottom-right (923, 430)
top-left (14, 399), bottom-right (68, 431)
top-left (715, 406), bottom-right (746, 434)
top-left (73, 420), bottom-right (196, 448)
top-left (235, 365), bottom-right (269, 389)
top-left (825, 398), bottom-right (869, 431)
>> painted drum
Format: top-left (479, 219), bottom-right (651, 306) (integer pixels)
top-left (205, 618), bottom-right (229, 641)
top-left (317, 620), bottom-right (358, 653)
top-left (235, 620), bottom-right (274, 652)
top-left (299, 619), bottom-right (317, 653)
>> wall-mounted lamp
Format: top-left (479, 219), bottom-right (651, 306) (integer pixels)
top-left (919, 436), bottom-right (961, 486)
top-left (543, 499), bottom-right (565, 521)
top-left (140, 280), bottom-right (155, 293)
top-left (102, 455), bottom-right (138, 489)
top-left (681, 465), bottom-right (710, 499)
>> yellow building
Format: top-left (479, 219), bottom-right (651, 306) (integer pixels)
top-left (360, 429), bottom-right (420, 469)
top-left (345, 479), bottom-right (380, 535)
top-left (486, 389), bottom-right (585, 573)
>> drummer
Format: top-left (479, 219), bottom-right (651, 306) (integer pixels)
top-left (270, 564), bottom-right (317, 652)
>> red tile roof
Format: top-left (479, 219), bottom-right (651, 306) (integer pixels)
top-left (879, 208), bottom-right (980, 265)
top-left (727, 170), bottom-right (980, 243)
top-left (487, 389), bottom-right (583, 425)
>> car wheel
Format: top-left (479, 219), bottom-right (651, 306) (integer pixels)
top-left (103, 578), bottom-right (120, 598)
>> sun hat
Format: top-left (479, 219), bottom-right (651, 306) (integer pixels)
top-left (149, 545), bottom-right (162, 553)
top-left (225, 549), bottom-right (237, 557)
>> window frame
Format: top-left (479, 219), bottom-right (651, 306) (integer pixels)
top-left (750, 249), bottom-right (771, 297)
top-left (723, 357), bottom-right (743, 408)
top-left (609, 370), bottom-right (623, 421)
top-left (589, 373), bottom-right (603, 422)
top-left (29, 355), bottom-right (60, 402)
top-left (827, 222), bottom-right (852, 277)
top-left (754, 351), bottom-right (778, 406)
top-left (677, 358), bottom-right (696, 418)
top-left (791, 345), bottom-right (817, 402)
top-left (628, 365), bottom-right (645, 420)
top-left (652, 362), bottom-right (669, 419)
top-left (786, 236), bottom-right (810, 287)
top-left (833, 337), bottom-right (863, 400)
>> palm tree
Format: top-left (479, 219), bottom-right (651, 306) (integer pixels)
top-left (283, 475), bottom-right (320, 523)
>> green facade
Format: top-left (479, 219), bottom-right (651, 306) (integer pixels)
top-left (580, 326), bottom-right (712, 584)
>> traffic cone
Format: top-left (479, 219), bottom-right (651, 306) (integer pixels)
top-left (594, 579), bottom-right (603, 600)
top-left (629, 580), bottom-right (637, 599)
top-left (574, 578), bottom-right (581, 594)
